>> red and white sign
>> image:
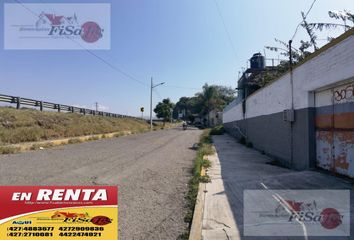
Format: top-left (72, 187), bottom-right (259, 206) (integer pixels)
top-left (4, 3), bottom-right (111, 50)
top-left (0, 186), bottom-right (118, 239)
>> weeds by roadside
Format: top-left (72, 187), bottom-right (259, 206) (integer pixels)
top-left (0, 107), bottom-right (178, 155)
top-left (88, 136), bottom-right (100, 141)
top-left (68, 138), bottom-right (83, 144)
top-left (0, 146), bottom-right (20, 154)
top-left (0, 107), bottom-right (149, 145)
top-left (30, 142), bottom-right (54, 150)
top-left (179, 129), bottom-right (214, 239)
top-left (210, 125), bottom-right (225, 135)
top-left (239, 136), bottom-right (253, 148)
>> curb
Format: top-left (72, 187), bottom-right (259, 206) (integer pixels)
top-left (9, 131), bottom-right (134, 152)
top-left (189, 166), bottom-right (207, 240)
top-left (0, 124), bottom-right (180, 155)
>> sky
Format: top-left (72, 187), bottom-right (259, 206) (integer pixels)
top-left (1, 0), bottom-right (353, 116)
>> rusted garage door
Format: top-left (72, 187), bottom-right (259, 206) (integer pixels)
top-left (315, 81), bottom-right (354, 177)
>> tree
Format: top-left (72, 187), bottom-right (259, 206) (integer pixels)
top-left (197, 84), bottom-right (235, 115)
top-left (265, 38), bottom-right (303, 63)
top-left (265, 9), bottom-right (354, 66)
top-left (173, 97), bottom-right (190, 120)
top-left (196, 84), bottom-right (235, 126)
top-left (173, 84), bottom-right (235, 125)
top-left (173, 96), bottom-right (203, 121)
top-left (301, 11), bottom-right (318, 51)
top-left (305, 10), bottom-right (353, 41)
top-left (154, 98), bottom-right (175, 125)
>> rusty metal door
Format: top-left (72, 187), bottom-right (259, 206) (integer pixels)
top-left (315, 81), bottom-right (354, 177)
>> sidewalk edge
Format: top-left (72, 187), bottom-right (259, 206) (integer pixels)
top-left (188, 170), bottom-right (205, 240)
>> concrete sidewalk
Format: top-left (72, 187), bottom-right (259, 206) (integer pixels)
top-left (201, 134), bottom-right (354, 240)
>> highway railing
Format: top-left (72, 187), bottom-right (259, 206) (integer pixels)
top-left (0, 94), bottom-right (139, 119)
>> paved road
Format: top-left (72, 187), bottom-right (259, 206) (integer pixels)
top-left (0, 127), bottom-right (202, 239)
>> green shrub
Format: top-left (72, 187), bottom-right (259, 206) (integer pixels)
top-left (199, 175), bottom-right (211, 183)
top-left (68, 138), bottom-right (83, 144)
top-left (199, 144), bottom-right (214, 156)
top-left (0, 146), bottom-right (20, 154)
top-left (210, 125), bottom-right (225, 135)
top-left (183, 129), bottom-right (214, 236)
top-left (200, 129), bottom-right (212, 144)
top-left (30, 142), bottom-right (54, 150)
top-left (201, 159), bottom-right (212, 168)
top-left (88, 136), bottom-right (100, 141)
top-left (177, 232), bottom-right (189, 240)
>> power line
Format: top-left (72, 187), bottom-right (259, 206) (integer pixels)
top-left (291, 0), bottom-right (317, 40)
top-left (213, 0), bottom-right (238, 59)
top-left (12, 0), bottom-right (149, 88)
top-left (70, 40), bottom-right (149, 87)
top-left (153, 88), bottom-right (163, 100)
top-left (162, 84), bottom-right (201, 91)
top-left (11, 0), bottom-right (204, 93)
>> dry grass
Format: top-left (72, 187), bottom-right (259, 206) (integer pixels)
top-left (30, 142), bottom-right (55, 150)
top-left (0, 107), bottom-right (150, 145)
top-left (0, 146), bottom-right (20, 154)
top-left (68, 138), bottom-right (83, 144)
top-left (182, 129), bottom-right (213, 238)
top-left (88, 136), bottom-right (100, 141)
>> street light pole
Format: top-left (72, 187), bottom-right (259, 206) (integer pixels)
top-left (170, 108), bottom-right (173, 123)
top-left (95, 102), bottom-right (98, 112)
top-left (149, 77), bottom-right (165, 131)
top-left (150, 77), bottom-right (153, 131)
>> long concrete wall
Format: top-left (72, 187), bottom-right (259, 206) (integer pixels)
top-left (223, 29), bottom-right (354, 170)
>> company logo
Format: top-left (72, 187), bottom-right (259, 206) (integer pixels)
top-left (90, 216), bottom-right (112, 226)
top-left (5, 3), bottom-right (110, 49)
top-left (34, 12), bottom-right (103, 43)
top-left (244, 190), bottom-right (350, 236)
top-left (275, 199), bottom-right (343, 229)
top-left (51, 211), bottom-right (89, 220)
top-left (50, 211), bottom-right (111, 226)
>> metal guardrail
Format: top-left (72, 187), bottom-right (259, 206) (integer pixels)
top-left (0, 94), bottom-right (139, 120)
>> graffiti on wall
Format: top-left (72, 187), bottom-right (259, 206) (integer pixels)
top-left (334, 84), bottom-right (354, 103)
top-left (316, 82), bottom-right (354, 178)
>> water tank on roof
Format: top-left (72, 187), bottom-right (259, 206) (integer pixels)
top-left (250, 53), bottom-right (265, 70)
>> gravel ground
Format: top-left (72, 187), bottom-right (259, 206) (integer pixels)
top-left (0, 127), bottom-right (202, 239)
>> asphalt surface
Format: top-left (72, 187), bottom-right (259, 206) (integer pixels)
top-left (0, 127), bottom-right (202, 239)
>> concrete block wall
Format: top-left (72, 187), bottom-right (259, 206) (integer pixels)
top-left (223, 30), bottom-right (354, 170)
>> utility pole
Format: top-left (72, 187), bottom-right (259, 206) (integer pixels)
top-left (170, 108), bottom-right (173, 123)
top-left (95, 102), bottom-right (99, 112)
top-left (150, 78), bottom-right (153, 131)
top-left (289, 40), bottom-right (294, 168)
top-left (149, 77), bottom-right (165, 131)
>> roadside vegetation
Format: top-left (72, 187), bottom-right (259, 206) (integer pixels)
top-left (210, 125), bottom-right (225, 135)
top-left (263, 10), bottom-right (354, 86)
top-left (153, 98), bottom-right (174, 126)
top-left (179, 129), bottom-right (215, 239)
top-left (0, 107), bottom-right (149, 145)
top-left (173, 84), bottom-right (235, 125)
top-left (0, 107), bottom-right (174, 154)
